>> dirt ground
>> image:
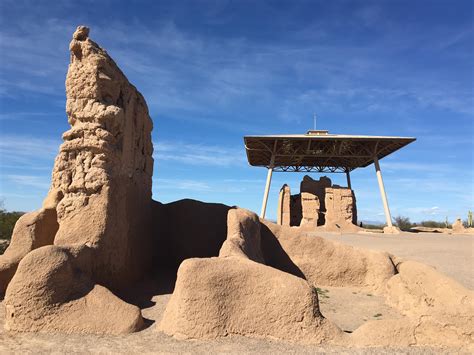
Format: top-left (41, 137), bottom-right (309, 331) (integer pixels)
top-left (0, 231), bottom-right (472, 354)
top-left (0, 292), bottom-right (451, 354)
top-left (314, 231), bottom-right (474, 289)
top-left (318, 285), bottom-right (406, 332)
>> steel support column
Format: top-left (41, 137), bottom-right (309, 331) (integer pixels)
top-left (373, 156), bottom-right (393, 227)
top-left (346, 170), bottom-right (352, 190)
top-left (260, 155), bottom-right (275, 219)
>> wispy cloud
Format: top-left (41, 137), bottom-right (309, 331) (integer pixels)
top-left (154, 141), bottom-right (246, 167)
top-left (389, 177), bottom-right (473, 195)
top-left (382, 161), bottom-right (451, 173)
top-left (0, 18), bottom-right (70, 98)
top-left (154, 178), bottom-right (211, 192)
top-left (6, 174), bottom-right (50, 189)
top-left (153, 177), bottom-right (246, 193)
top-left (419, 206), bottom-right (441, 216)
top-left (0, 112), bottom-right (54, 121)
top-left (398, 206), bottom-right (470, 221)
top-left (0, 135), bottom-right (60, 168)
top-left (223, 178), bottom-right (265, 184)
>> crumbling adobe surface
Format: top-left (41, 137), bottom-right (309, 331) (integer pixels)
top-left (0, 208), bottom-right (58, 294)
top-left (5, 246), bottom-right (143, 334)
top-left (1, 25), bottom-right (154, 333)
top-left (54, 25), bottom-right (154, 290)
top-left (301, 175), bottom-right (331, 226)
top-left (159, 208), bottom-right (473, 348)
top-left (277, 175), bottom-right (358, 230)
top-left (324, 187), bottom-right (358, 230)
top-left (452, 218), bottom-right (466, 233)
top-left (261, 221), bottom-right (396, 292)
top-left (352, 260), bottom-right (474, 347)
top-left (159, 209), bottom-right (344, 343)
top-left (300, 192), bottom-right (320, 226)
top-left (384, 260), bottom-right (473, 346)
top-left (276, 184), bottom-right (291, 226)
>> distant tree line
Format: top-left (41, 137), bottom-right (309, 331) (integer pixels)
top-left (0, 201), bottom-right (25, 253)
top-left (393, 215), bottom-right (454, 231)
top-left (393, 215), bottom-right (473, 231)
top-left (0, 209), bottom-right (23, 240)
top-left (363, 214), bottom-right (472, 231)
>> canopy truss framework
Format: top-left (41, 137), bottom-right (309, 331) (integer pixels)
top-left (243, 133), bottom-right (416, 229)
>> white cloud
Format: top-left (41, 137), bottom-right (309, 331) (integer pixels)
top-left (389, 177), bottom-right (472, 195)
top-left (153, 178), bottom-right (246, 194)
top-left (154, 178), bottom-right (211, 192)
top-left (422, 206), bottom-right (441, 216)
top-left (404, 206), bottom-right (442, 216)
top-left (381, 161), bottom-right (451, 173)
top-left (0, 112), bottom-right (53, 121)
top-left (154, 141), bottom-right (246, 167)
top-left (6, 174), bottom-right (50, 189)
top-left (0, 135), bottom-right (59, 157)
top-left (0, 135), bottom-right (60, 169)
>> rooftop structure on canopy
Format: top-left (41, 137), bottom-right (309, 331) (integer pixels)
top-left (243, 130), bottom-right (416, 232)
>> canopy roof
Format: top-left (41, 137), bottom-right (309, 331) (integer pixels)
top-left (244, 131), bottom-right (416, 173)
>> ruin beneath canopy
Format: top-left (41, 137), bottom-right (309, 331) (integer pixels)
top-left (243, 130), bottom-right (416, 231)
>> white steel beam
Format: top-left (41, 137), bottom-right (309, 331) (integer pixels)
top-left (260, 155), bottom-right (275, 219)
top-left (373, 156), bottom-right (393, 227)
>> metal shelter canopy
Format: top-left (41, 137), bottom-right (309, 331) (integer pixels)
top-left (244, 130), bottom-right (416, 230)
top-left (244, 131), bottom-right (416, 173)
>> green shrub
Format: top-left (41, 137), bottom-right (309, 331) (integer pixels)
top-left (418, 220), bottom-right (446, 228)
top-left (361, 223), bottom-right (384, 230)
top-left (394, 215), bottom-right (412, 231)
top-left (0, 208), bottom-right (24, 240)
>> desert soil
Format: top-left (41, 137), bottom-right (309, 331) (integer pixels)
top-left (314, 231), bottom-right (473, 289)
top-left (0, 232), bottom-right (472, 354)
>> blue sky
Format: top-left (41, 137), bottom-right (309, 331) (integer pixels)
top-left (0, 0), bottom-right (472, 223)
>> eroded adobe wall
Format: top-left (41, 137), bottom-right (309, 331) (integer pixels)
top-left (159, 208), bottom-right (344, 344)
top-left (325, 187), bottom-right (357, 227)
top-left (151, 199), bottom-right (233, 269)
top-left (300, 192), bottom-right (320, 227)
top-left (278, 175), bottom-right (357, 228)
top-left (3, 26), bottom-right (154, 334)
top-left (277, 184), bottom-right (291, 226)
top-left (301, 175), bottom-right (332, 226)
top-left (51, 26), bottom-right (154, 290)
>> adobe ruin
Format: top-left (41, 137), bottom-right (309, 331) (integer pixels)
top-left (277, 175), bottom-right (357, 230)
top-left (1, 25), bottom-right (153, 333)
top-left (244, 131), bottom-right (415, 234)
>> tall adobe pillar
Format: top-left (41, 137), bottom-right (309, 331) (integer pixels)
top-left (3, 26), bottom-right (154, 334)
top-left (277, 184), bottom-right (291, 225)
top-left (324, 187), bottom-right (357, 228)
top-left (300, 175), bottom-right (331, 225)
top-left (51, 26), bottom-right (154, 291)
